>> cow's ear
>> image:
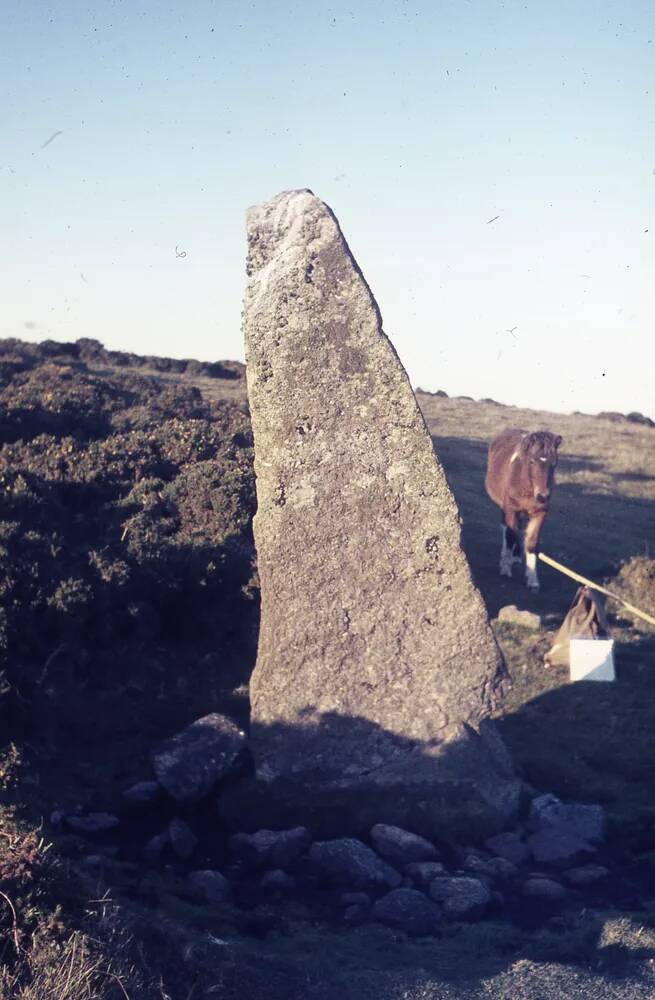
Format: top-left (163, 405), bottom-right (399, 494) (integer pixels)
top-left (555, 435), bottom-right (562, 449)
top-left (520, 433), bottom-right (531, 451)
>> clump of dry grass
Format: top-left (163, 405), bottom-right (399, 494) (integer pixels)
top-left (0, 822), bottom-right (144, 999)
top-left (609, 556), bottom-right (655, 632)
top-left (0, 928), bottom-right (133, 1000)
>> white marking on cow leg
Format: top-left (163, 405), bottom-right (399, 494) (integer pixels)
top-left (500, 526), bottom-right (513, 577)
top-left (525, 551), bottom-right (539, 590)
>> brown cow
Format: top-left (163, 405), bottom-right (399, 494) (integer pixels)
top-left (485, 428), bottom-right (562, 591)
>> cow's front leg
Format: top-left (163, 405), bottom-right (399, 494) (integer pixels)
top-left (524, 512), bottom-right (546, 591)
top-left (500, 510), bottom-right (521, 578)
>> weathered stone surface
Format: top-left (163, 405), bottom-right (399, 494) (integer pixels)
top-left (228, 827), bottom-right (310, 869)
top-left (497, 605), bottom-right (541, 630)
top-left (372, 888), bottom-right (442, 935)
top-left (152, 713), bottom-right (246, 804)
top-left (370, 824), bottom-right (438, 865)
top-left (242, 189), bottom-right (516, 839)
top-left (428, 876), bottom-right (491, 920)
top-left (308, 838), bottom-right (402, 890)
top-left (188, 870), bottom-right (230, 903)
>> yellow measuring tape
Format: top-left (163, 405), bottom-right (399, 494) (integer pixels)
top-left (538, 552), bottom-right (655, 628)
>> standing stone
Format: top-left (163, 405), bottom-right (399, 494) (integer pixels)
top-left (239, 189), bottom-right (518, 840)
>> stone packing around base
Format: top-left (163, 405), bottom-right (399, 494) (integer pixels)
top-left (242, 188), bottom-right (518, 835)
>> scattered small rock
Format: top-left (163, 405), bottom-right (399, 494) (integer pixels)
top-left (228, 827), bottom-right (311, 869)
top-left (521, 877), bottom-right (569, 900)
top-left (527, 827), bottom-right (596, 867)
top-left (372, 888), bottom-right (442, 936)
top-left (343, 904), bottom-right (368, 924)
top-left (462, 854), bottom-right (517, 881)
top-left (143, 831), bottom-right (169, 862)
top-left (404, 861), bottom-right (447, 886)
top-left (188, 869), bottom-right (230, 903)
top-left (528, 794), bottom-right (605, 843)
top-left (428, 876), bottom-right (491, 921)
top-left (484, 831), bottom-right (530, 866)
top-left (81, 854), bottom-right (111, 871)
top-left (152, 712), bottom-right (247, 804)
top-left (482, 857), bottom-right (519, 880)
top-left (122, 781), bottom-right (161, 805)
top-left (340, 892), bottom-right (371, 908)
top-left (370, 824), bottom-right (439, 865)
top-left (526, 794), bottom-right (604, 867)
top-left (66, 813), bottom-right (120, 835)
top-left (308, 838), bottom-right (402, 891)
top-left (260, 869), bottom-right (295, 893)
top-left (462, 854), bottom-right (491, 877)
top-left (168, 818), bottom-right (198, 860)
top-left (498, 605), bottom-right (541, 630)
top-left (563, 864), bottom-right (610, 887)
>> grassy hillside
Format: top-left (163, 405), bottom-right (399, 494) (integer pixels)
top-left (1, 338), bottom-right (655, 998)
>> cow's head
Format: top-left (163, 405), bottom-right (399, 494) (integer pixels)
top-left (521, 431), bottom-right (562, 506)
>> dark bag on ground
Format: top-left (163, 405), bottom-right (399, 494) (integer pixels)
top-left (545, 586), bottom-right (610, 667)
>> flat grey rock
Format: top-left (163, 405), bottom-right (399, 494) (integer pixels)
top-left (428, 876), bottom-right (491, 920)
top-left (188, 870), bottom-right (230, 903)
top-left (152, 712), bottom-right (246, 804)
top-left (308, 838), bottom-right (402, 890)
top-left (370, 824), bottom-right (438, 865)
top-left (228, 827), bottom-right (310, 869)
top-left (242, 189), bottom-right (518, 840)
top-left (372, 888), bottom-right (442, 936)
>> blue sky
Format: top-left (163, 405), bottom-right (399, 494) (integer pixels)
top-left (2, 0), bottom-right (653, 416)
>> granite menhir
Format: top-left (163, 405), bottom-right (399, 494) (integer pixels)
top-left (240, 189), bottom-right (518, 840)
